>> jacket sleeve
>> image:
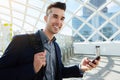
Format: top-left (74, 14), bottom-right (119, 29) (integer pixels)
top-left (54, 42), bottom-right (84, 78)
top-left (0, 35), bottom-right (36, 80)
top-left (0, 63), bottom-right (35, 80)
top-left (62, 64), bottom-right (84, 78)
top-left (60, 55), bottom-right (84, 78)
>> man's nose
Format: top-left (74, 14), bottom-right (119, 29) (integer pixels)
top-left (57, 18), bottom-right (62, 23)
top-left (56, 19), bottom-right (62, 25)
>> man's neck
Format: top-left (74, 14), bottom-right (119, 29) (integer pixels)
top-left (43, 29), bottom-right (54, 41)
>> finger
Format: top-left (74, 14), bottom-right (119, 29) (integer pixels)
top-left (42, 61), bottom-right (46, 67)
top-left (86, 65), bottom-right (92, 70)
top-left (40, 50), bottom-right (47, 56)
top-left (86, 58), bottom-right (91, 63)
top-left (39, 57), bottom-right (45, 60)
top-left (37, 53), bottom-right (45, 57)
top-left (95, 60), bottom-right (99, 65)
top-left (91, 60), bottom-right (99, 66)
top-left (89, 62), bottom-right (96, 68)
top-left (40, 54), bottom-right (46, 61)
top-left (39, 54), bottom-right (46, 60)
top-left (43, 50), bottom-right (47, 56)
top-left (41, 58), bottom-right (46, 67)
top-left (82, 57), bottom-right (90, 64)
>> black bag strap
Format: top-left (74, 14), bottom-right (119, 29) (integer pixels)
top-left (27, 30), bottom-right (46, 80)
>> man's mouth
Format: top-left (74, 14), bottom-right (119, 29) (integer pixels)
top-left (54, 25), bottom-right (59, 29)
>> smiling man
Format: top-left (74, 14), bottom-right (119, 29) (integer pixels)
top-left (0, 2), bottom-right (100, 80)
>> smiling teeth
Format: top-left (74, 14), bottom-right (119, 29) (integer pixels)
top-left (54, 26), bottom-right (58, 29)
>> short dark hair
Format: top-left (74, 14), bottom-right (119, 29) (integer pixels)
top-left (46, 2), bottom-right (66, 16)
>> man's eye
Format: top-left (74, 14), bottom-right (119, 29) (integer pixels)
top-left (61, 17), bottom-right (65, 21)
top-left (53, 15), bottom-right (58, 18)
top-left (55, 16), bottom-right (57, 18)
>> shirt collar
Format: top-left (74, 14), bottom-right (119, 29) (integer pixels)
top-left (38, 29), bottom-right (56, 44)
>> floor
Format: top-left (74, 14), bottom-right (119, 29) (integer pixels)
top-left (0, 52), bottom-right (120, 80)
top-left (63, 54), bottom-right (120, 80)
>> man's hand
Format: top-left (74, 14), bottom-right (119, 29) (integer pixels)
top-left (33, 50), bottom-right (46, 73)
top-left (80, 57), bottom-right (100, 72)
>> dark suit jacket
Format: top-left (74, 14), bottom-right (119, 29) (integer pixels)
top-left (0, 31), bottom-right (84, 80)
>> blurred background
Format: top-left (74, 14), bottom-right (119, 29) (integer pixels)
top-left (0, 0), bottom-right (120, 80)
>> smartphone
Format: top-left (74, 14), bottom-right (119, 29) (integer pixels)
top-left (92, 46), bottom-right (101, 64)
top-left (92, 56), bottom-right (100, 64)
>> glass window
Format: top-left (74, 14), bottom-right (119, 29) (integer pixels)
top-left (100, 23), bottom-right (118, 38)
top-left (79, 24), bottom-right (93, 39)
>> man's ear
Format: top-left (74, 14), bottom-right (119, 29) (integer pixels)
top-left (44, 16), bottom-right (47, 22)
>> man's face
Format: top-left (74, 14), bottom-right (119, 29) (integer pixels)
top-left (45, 8), bottom-right (65, 34)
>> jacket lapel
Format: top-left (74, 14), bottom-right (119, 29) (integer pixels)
top-left (54, 42), bottom-right (62, 80)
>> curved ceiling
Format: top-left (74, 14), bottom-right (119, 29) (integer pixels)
top-left (0, 0), bottom-right (120, 42)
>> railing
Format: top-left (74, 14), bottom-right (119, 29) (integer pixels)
top-left (73, 42), bottom-right (120, 56)
top-left (56, 34), bottom-right (74, 63)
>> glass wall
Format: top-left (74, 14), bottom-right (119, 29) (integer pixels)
top-left (71, 0), bottom-right (120, 42)
top-left (0, 0), bottom-right (120, 43)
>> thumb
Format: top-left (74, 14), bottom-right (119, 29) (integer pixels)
top-left (43, 50), bottom-right (47, 56)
